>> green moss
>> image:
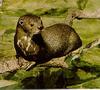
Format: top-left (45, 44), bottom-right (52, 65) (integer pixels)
top-left (76, 69), bottom-right (96, 80)
top-left (33, 8), bottom-right (68, 16)
top-left (67, 77), bottom-right (100, 88)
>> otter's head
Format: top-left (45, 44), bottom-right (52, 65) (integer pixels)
top-left (18, 14), bottom-right (44, 37)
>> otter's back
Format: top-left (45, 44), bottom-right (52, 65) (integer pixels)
top-left (41, 23), bottom-right (81, 54)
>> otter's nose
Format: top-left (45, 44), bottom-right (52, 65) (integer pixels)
top-left (38, 26), bottom-right (44, 30)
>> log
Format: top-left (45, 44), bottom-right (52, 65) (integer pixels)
top-left (0, 38), bottom-right (99, 73)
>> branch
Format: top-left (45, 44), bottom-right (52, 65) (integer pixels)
top-left (72, 38), bottom-right (100, 55)
top-left (65, 8), bottom-right (79, 26)
top-left (77, 9), bottom-right (100, 19)
top-left (66, 8), bottom-right (100, 26)
top-left (67, 38), bottom-right (100, 62)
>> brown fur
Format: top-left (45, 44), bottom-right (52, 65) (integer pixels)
top-left (41, 23), bottom-right (82, 58)
top-left (14, 14), bottom-right (43, 61)
top-left (14, 14), bottom-right (82, 65)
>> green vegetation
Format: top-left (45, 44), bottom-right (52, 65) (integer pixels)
top-left (0, 0), bottom-right (100, 89)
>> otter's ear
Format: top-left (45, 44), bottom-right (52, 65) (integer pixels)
top-left (19, 19), bottom-right (24, 26)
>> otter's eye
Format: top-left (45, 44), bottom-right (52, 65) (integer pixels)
top-left (30, 24), bottom-right (34, 27)
top-left (19, 20), bottom-right (24, 25)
